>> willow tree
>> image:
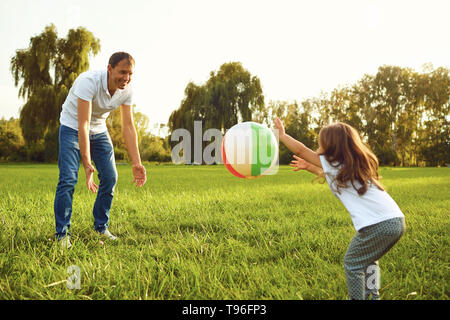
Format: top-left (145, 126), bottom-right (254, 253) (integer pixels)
top-left (205, 62), bottom-right (265, 130)
top-left (10, 24), bottom-right (100, 160)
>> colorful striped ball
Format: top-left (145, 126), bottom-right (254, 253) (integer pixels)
top-left (221, 122), bottom-right (278, 179)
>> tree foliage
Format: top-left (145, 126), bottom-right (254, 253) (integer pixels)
top-left (169, 62), bottom-right (265, 133)
top-left (7, 25), bottom-right (450, 167)
top-left (168, 62), bottom-right (265, 163)
top-left (0, 118), bottom-right (24, 161)
top-left (168, 64), bottom-right (449, 167)
top-left (10, 24), bottom-right (100, 161)
top-left (271, 65), bottom-right (450, 166)
top-left (106, 107), bottom-right (171, 163)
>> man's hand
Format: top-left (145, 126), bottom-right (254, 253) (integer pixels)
top-left (132, 163), bottom-right (147, 187)
top-left (84, 163), bottom-right (98, 193)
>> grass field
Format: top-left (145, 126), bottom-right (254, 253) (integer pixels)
top-left (0, 163), bottom-right (448, 300)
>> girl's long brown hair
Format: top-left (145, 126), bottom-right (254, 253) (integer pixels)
top-left (318, 122), bottom-right (384, 195)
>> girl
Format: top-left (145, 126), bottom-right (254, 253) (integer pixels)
top-left (274, 118), bottom-right (405, 300)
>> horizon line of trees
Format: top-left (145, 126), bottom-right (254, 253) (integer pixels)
top-left (3, 62), bottom-right (449, 166)
top-left (168, 63), bottom-right (449, 167)
top-left (273, 64), bottom-right (449, 167)
top-left (2, 24), bottom-right (448, 166)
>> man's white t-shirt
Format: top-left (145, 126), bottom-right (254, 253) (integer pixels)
top-left (319, 155), bottom-right (404, 231)
top-left (60, 69), bottom-right (133, 134)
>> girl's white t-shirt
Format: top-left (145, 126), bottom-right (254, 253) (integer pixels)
top-left (60, 69), bottom-right (133, 134)
top-left (319, 155), bottom-right (404, 231)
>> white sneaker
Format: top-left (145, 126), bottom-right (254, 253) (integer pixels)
top-left (58, 236), bottom-right (72, 249)
top-left (99, 229), bottom-right (117, 241)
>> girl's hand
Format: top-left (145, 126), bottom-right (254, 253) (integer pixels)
top-left (290, 155), bottom-right (310, 172)
top-left (273, 117), bottom-right (286, 137)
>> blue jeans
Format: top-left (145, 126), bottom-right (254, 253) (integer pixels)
top-left (54, 125), bottom-right (118, 239)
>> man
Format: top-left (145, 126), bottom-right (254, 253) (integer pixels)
top-left (54, 52), bottom-right (146, 248)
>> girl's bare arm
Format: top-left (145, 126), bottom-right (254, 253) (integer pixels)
top-left (274, 118), bottom-right (322, 168)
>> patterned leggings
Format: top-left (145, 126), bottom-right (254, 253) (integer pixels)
top-left (344, 217), bottom-right (406, 300)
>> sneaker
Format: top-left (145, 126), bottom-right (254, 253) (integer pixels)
top-left (99, 229), bottom-right (117, 241)
top-left (58, 236), bottom-right (72, 249)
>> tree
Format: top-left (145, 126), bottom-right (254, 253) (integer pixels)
top-left (0, 118), bottom-right (24, 161)
top-left (10, 24), bottom-right (100, 161)
top-left (268, 100), bottom-right (316, 164)
top-left (107, 107), bottom-right (171, 162)
top-left (205, 62), bottom-right (265, 130)
top-left (168, 62), bottom-right (265, 163)
top-left (420, 67), bottom-right (450, 166)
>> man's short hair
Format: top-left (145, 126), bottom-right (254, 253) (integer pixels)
top-left (109, 52), bottom-right (135, 68)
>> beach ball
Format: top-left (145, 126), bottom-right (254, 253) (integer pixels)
top-left (221, 121), bottom-right (278, 179)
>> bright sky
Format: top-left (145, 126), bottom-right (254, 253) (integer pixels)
top-left (1, 0), bottom-right (449, 134)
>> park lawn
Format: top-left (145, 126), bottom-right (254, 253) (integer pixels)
top-left (0, 163), bottom-right (448, 300)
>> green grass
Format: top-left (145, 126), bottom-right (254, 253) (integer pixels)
top-left (0, 163), bottom-right (448, 300)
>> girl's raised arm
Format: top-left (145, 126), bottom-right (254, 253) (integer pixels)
top-left (274, 118), bottom-right (322, 168)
